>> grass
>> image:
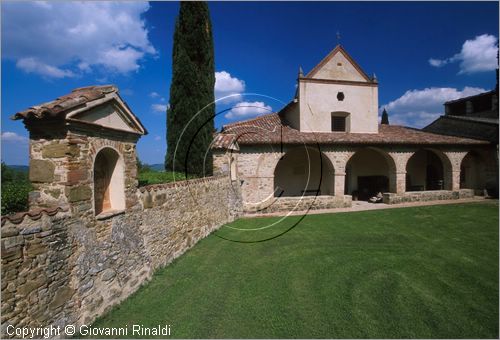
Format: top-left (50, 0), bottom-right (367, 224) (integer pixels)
top-left (86, 202), bottom-right (499, 338)
top-left (138, 169), bottom-right (195, 186)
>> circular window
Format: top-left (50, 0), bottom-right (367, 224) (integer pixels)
top-left (337, 92), bottom-right (345, 101)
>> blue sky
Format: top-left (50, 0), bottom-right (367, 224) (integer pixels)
top-left (1, 1), bottom-right (498, 165)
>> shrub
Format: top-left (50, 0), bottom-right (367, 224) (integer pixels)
top-left (138, 169), bottom-right (195, 187)
top-left (1, 162), bottom-right (32, 215)
top-left (1, 181), bottom-right (32, 215)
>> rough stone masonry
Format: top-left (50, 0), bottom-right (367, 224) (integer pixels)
top-left (1, 176), bottom-right (242, 337)
top-left (1, 85), bottom-right (243, 338)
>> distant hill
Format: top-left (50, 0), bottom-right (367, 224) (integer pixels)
top-left (148, 164), bottom-right (165, 172)
top-left (6, 165), bottom-right (29, 173)
top-left (6, 164), bottom-right (167, 173)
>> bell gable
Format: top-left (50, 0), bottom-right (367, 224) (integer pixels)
top-left (306, 45), bottom-right (372, 82)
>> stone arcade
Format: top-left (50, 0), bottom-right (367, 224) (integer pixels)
top-left (212, 45), bottom-right (498, 213)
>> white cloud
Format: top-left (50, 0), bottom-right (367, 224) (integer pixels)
top-left (16, 57), bottom-right (75, 78)
top-left (96, 46), bottom-right (145, 73)
top-left (151, 103), bottom-right (168, 113)
top-left (121, 88), bottom-right (134, 96)
top-left (429, 34), bottom-right (498, 74)
top-left (428, 58), bottom-right (447, 68)
top-left (215, 71), bottom-right (245, 93)
top-left (1, 132), bottom-right (28, 143)
top-left (2, 1), bottom-right (156, 77)
top-left (215, 71), bottom-right (245, 103)
top-left (150, 92), bottom-right (166, 102)
top-left (225, 101), bottom-right (272, 119)
top-left (381, 86), bottom-right (487, 128)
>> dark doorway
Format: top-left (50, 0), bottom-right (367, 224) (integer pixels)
top-left (357, 176), bottom-right (389, 201)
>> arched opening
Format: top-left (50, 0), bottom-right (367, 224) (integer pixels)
top-left (406, 149), bottom-right (448, 191)
top-left (94, 147), bottom-right (125, 215)
top-left (460, 151), bottom-right (486, 193)
top-left (274, 146), bottom-right (334, 197)
top-left (345, 148), bottom-right (392, 200)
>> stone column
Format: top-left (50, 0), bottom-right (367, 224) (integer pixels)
top-left (389, 172), bottom-right (407, 194)
top-left (444, 151), bottom-right (468, 191)
top-left (333, 172), bottom-right (346, 196)
top-left (212, 150), bottom-right (230, 176)
top-left (26, 125), bottom-right (80, 208)
top-left (323, 149), bottom-right (355, 196)
top-left (450, 170), bottom-right (461, 191)
top-left (387, 151), bottom-right (415, 194)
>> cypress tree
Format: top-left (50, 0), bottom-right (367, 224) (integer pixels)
top-left (381, 108), bottom-right (389, 125)
top-left (166, 2), bottom-right (215, 176)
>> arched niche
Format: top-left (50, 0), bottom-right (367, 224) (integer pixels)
top-left (93, 147), bottom-right (125, 215)
top-left (274, 146), bottom-right (334, 197)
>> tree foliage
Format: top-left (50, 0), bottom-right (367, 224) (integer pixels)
top-left (381, 108), bottom-right (390, 125)
top-left (1, 162), bottom-right (32, 215)
top-left (165, 2), bottom-right (215, 176)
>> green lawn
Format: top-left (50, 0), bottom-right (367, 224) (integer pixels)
top-left (87, 202), bottom-right (499, 338)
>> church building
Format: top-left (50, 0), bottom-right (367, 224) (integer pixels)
top-left (213, 45), bottom-right (498, 213)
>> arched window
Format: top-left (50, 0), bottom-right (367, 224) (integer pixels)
top-left (94, 147), bottom-right (125, 215)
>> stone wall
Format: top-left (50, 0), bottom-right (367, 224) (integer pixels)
top-left (382, 189), bottom-right (475, 204)
top-left (244, 195), bottom-right (352, 214)
top-left (1, 175), bottom-right (242, 338)
top-left (138, 176), bottom-right (242, 270)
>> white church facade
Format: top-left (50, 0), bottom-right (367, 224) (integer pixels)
top-left (213, 45), bottom-right (497, 213)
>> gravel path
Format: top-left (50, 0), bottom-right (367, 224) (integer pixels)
top-left (244, 196), bottom-right (496, 218)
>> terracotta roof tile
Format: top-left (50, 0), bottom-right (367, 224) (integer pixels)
top-left (11, 85), bottom-right (117, 121)
top-left (1, 206), bottom-right (69, 226)
top-left (213, 113), bottom-right (489, 149)
top-left (212, 133), bottom-right (237, 149)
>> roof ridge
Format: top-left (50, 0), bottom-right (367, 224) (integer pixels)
top-left (444, 90), bottom-right (496, 104)
top-left (445, 115), bottom-right (499, 124)
top-left (71, 84), bottom-right (116, 93)
top-left (222, 112), bottom-right (278, 129)
top-left (305, 44), bottom-right (372, 82)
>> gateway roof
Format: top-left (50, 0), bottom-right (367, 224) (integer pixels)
top-left (12, 85), bottom-right (148, 135)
